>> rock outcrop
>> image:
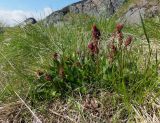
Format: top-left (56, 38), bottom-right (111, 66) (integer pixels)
top-left (45, 0), bottom-right (126, 25)
top-left (44, 0), bottom-right (160, 25)
top-left (20, 18), bottom-right (37, 27)
top-left (121, 0), bottom-right (160, 24)
top-left (24, 18), bottom-right (37, 25)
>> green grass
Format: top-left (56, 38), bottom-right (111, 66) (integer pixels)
top-left (0, 14), bottom-right (160, 122)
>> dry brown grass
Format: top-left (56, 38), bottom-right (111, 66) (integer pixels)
top-left (0, 91), bottom-right (160, 123)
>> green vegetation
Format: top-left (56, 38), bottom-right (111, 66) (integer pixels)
top-left (0, 15), bottom-right (160, 122)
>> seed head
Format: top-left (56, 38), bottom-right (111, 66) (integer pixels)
top-left (92, 24), bottom-right (101, 40)
top-left (125, 36), bottom-right (132, 47)
top-left (117, 32), bottom-right (123, 45)
top-left (45, 74), bottom-right (52, 81)
top-left (116, 24), bottom-right (124, 33)
top-left (88, 41), bottom-right (99, 54)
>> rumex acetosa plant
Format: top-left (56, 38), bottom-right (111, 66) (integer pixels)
top-left (30, 23), bottom-right (158, 104)
top-left (104, 23), bottom-right (158, 105)
top-left (30, 24), bottom-right (102, 100)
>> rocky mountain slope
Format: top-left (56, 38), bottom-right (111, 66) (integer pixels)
top-left (44, 0), bottom-right (126, 25)
top-left (44, 0), bottom-right (160, 25)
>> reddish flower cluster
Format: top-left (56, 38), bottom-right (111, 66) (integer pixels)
top-left (36, 70), bottom-right (53, 81)
top-left (108, 23), bottom-right (133, 62)
top-left (88, 41), bottom-right (99, 54)
top-left (45, 74), bottom-right (52, 81)
top-left (115, 23), bottom-right (133, 48)
top-left (92, 24), bottom-right (101, 40)
top-left (108, 43), bottom-right (117, 62)
top-left (88, 25), bottom-right (101, 55)
top-left (125, 36), bottom-right (132, 47)
top-left (118, 32), bottom-right (123, 46)
top-left (116, 24), bottom-right (124, 46)
top-left (116, 24), bottom-right (124, 33)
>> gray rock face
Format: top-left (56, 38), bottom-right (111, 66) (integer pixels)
top-left (121, 0), bottom-right (160, 24)
top-left (122, 7), bottom-right (146, 25)
top-left (44, 0), bottom-right (160, 25)
top-left (45, 0), bottom-right (125, 25)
